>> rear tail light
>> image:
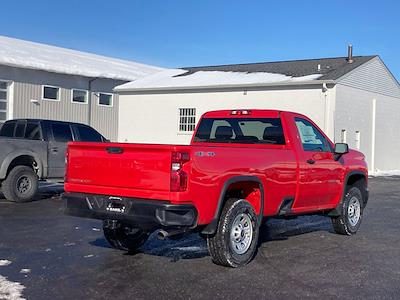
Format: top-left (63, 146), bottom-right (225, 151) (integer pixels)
top-left (170, 151), bottom-right (190, 192)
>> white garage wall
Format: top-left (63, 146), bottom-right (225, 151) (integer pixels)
top-left (335, 84), bottom-right (400, 171)
top-left (374, 94), bottom-right (400, 171)
top-left (118, 86), bottom-right (333, 145)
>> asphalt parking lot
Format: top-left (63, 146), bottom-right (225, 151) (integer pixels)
top-left (1, 177), bottom-right (400, 300)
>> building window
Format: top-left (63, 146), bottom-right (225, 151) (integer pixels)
top-left (72, 89), bottom-right (88, 104)
top-left (0, 81), bottom-right (7, 122)
top-left (43, 85), bottom-right (60, 101)
top-left (98, 93), bottom-right (113, 107)
top-left (179, 108), bottom-right (196, 132)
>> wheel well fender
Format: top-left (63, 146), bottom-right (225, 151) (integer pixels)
top-left (201, 176), bottom-right (264, 235)
top-left (328, 170), bottom-right (368, 217)
top-left (0, 152), bottom-right (43, 180)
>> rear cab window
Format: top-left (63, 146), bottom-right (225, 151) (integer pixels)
top-left (194, 117), bottom-right (285, 145)
top-left (0, 121), bottom-right (17, 137)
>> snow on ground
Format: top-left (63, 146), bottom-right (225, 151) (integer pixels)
top-left (0, 261), bottom-right (11, 267)
top-left (115, 68), bottom-right (322, 90)
top-left (369, 170), bottom-right (400, 177)
top-left (0, 35), bottom-right (163, 81)
top-left (0, 261), bottom-right (25, 300)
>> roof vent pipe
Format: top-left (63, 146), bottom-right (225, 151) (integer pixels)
top-left (347, 44), bottom-right (353, 63)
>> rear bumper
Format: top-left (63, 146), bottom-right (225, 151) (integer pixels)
top-left (62, 192), bottom-right (198, 231)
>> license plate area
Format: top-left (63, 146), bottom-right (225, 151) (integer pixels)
top-left (106, 197), bottom-right (126, 213)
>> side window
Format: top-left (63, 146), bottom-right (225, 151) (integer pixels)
top-left (76, 125), bottom-right (103, 142)
top-left (25, 122), bottom-right (41, 140)
top-left (52, 123), bottom-right (73, 142)
top-left (295, 118), bottom-right (330, 152)
top-left (0, 121), bottom-right (16, 137)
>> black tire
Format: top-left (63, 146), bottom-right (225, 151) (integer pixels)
top-left (103, 221), bottom-right (149, 252)
top-left (207, 198), bottom-right (260, 268)
top-left (331, 186), bottom-right (364, 235)
top-left (2, 166), bottom-right (38, 203)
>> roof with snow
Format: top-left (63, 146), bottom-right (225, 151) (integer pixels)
top-left (0, 35), bottom-right (163, 81)
top-left (115, 55), bottom-right (377, 91)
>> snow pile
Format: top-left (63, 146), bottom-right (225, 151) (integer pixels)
top-left (369, 170), bottom-right (400, 177)
top-left (0, 260), bottom-right (25, 300)
top-left (115, 68), bottom-right (322, 90)
top-left (0, 276), bottom-right (25, 300)
top-left (0, 35), bottom-right (163, 81)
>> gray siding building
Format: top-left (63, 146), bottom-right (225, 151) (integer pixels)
top-left (0, 35), bottom-right (162, 141)
top-left (116, 51), bottom-right (400, 173)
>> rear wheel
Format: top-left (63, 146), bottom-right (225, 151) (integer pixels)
top-left (103, 220), bottom-right (149, 252)
top-left (331, 186), bottom-right (364, 235)
top-left (2, 166), bottom-right (38, 203)
top-left (207, 198), bottom-right (259, 268)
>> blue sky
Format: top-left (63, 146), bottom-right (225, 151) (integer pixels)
top-left (0, 0), bottom-right (399, 79)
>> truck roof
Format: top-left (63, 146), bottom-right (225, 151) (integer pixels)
top-left (202, 109), bottom-right (282, 118)
top-left (4, 118), bottom-right (88, 126)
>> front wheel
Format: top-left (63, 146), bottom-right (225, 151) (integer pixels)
top-left (331, 186), bottom-right (364, 235)
top-left (1, 166), bottom-right (39, 203)
top-left (207, 198), bottom-right (260, 268)
top-left (103, 221), bottom-right (149, 252)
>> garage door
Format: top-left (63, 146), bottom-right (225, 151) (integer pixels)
top-left (0, 81), bottom-right (7, 123)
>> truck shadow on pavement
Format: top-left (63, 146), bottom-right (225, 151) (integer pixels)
top-left (91, 233), bottom-right (210, 262)
top-left (90, 214), bottom-right (333, 262)
top-left (259, 215), bottom-right (334, 243)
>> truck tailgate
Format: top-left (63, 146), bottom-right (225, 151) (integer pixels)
top-left (66, 142), bottom-right (174, 192)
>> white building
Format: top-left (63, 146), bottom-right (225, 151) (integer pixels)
top-left (116, 51), bottom-right (400, 172)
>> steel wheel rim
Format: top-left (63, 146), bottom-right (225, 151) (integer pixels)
top-left (347, 196), bottom-right (361, 227)
top-left (230, 213), bottom-right (253, 255)
top-left (16, 175), bottom-right (32, 195)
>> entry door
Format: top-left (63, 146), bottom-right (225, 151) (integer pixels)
top-left (47, 122), bottom-right (74, 178)
top-left (292, 117), bottom-right (343, 210)
top-left (0, 81), bottom-right (8, 123)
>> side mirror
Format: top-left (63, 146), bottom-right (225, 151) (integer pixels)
top-left (334, 143), bottom-right (349, 161)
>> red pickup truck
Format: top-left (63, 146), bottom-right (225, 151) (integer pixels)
top-left (63, 109), bottom-right (368, 267)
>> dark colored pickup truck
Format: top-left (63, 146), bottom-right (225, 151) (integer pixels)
top-left (64, 109), bottom-right (368, 267)
top-left (0, 119), bottom-right (106, 202)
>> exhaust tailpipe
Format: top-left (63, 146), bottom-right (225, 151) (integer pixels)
top-left (157, 230), bottom-right (169, 240)
top-left (157, 229), bottom-right (188, 240)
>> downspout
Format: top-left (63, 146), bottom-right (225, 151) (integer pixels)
top-left (322, 83), bottom-right (330, 135)
top-left (370, 99), bottom-right (376, 172)
top-left (87, 77), bottom-right (98, 126)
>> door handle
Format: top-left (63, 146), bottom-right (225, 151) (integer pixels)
top-left (306, 159), bottom-right (316, 164)
top-left (106, 147), bottom-right (124, 154)
top-left (51, 147), bottom-right (58, 153)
